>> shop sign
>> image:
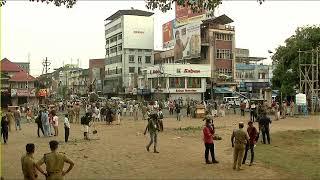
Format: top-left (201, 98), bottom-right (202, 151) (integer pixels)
top-left (11, 89), bottom-right (36, 97)
top-left (37, 89), bottom-right (48, 97)
top-left (150, 69), bottom-right (161, 74)
top-left (184, 69), bottom-right (200, 73)
top-left (175, 89), bottom-right (198, 93)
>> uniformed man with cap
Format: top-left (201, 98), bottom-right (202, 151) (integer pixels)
top-left (231, 122), bottom-right (249, 171)
top-left (37, 140), bottom-right (74, 180)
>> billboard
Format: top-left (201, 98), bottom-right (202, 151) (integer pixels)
top-left (175, 3), bottom-right (206, 27)
top-left (162, 20), bottom-right (175, 49)
top-left (123, 15), bottom-right (154, 49)
top-left (173, 23), bottom-right (201, 60)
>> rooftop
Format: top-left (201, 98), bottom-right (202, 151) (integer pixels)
top-left (202, 14), bottom-right (234, 25)
top-left (9, 70), bottom-right (36, 82)
top-left (105, 9), bottom-right (154, 21)
top-left (1, 58), bottom-right (25, 72)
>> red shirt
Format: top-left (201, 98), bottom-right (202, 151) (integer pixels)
top-left (247, 126), bottom-right (258, 144)
top-left (203, 126), bottom-right (214, 144)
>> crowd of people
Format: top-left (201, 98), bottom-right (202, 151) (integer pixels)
top-left (0, 95), bottom-right (299, 178)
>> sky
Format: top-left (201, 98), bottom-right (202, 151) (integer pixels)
top-left (1, 1), bottom-right (320, 77)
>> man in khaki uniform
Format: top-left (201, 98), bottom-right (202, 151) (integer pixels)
top-left (37, 140), bottom-right (74, 180)
top-left (231, 122), bottom-right (249, 171)
top-left (21, 143), bottom-right (46, 180)
top-left (74, 103), bottom-right (80, 124)
top-left (68, 106), bottom-right (75, 123)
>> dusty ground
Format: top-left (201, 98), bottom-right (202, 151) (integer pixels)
top-left (1, 113), bottom-right (319, 179)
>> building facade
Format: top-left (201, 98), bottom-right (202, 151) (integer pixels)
top-left (104, 9), bottom-right (154, 95)
top-left (235, 48), bottom-right (271, 99)
top-left (1, 58), bottom-right (37, 107)
top-left (138, 64), bottom-right (210, 101)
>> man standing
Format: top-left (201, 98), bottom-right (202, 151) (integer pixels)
top-left (231, 122), bottom-right (249, 171)
top-left (240, 101), bottom-right (245, 116)
top-left (157, 108), bottom-right (164, 131)
top-left (203, 118), bottom-right (219, 164)
top-left (35, 110), bottom-right (44, 137)
top-left (81, 113), bottom-right (92, 140)
top-left (21, 143), bottom-right (47, 179)
top-left (1, 114), bottom-right (9, 144)
top-left (37, 141), bottom-right (74, 180)
top-left (74, 103), bottom-right (80, 124)
top-left (41, 109), bottom-right (50, 137)
top-left (14, 107), bottom-right (22, 131)
top-left (242, 121), bottom-right (258, 166)
top-left (144, 113), bottom-right (160, 153)
top-left (64, 114), bottom-right (70, 143)
top-left (176, 105), bottom-right (181, 121)
top-left (133, 103), bottom-right (139, 121)
top-left (258, 112), bottom-right (272, 144)
top-left (250, 102), bottom-right (256, 122)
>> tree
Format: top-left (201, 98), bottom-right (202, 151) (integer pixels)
top-left (271, 25), bottom-right (320, 97)
top-left (0, 0), bottom-right (265, 10)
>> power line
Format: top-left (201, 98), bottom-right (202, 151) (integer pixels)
top-left (42, 57), bottom-right (51, 75)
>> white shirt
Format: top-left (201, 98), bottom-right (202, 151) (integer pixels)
top-left (64, 117), bottom-right (71, 128)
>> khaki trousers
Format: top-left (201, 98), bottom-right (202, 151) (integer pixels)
top-left (233, 145), bottom-right (245, 169)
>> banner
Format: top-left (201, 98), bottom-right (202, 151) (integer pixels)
top-left (175, 3), bottom-right (206, 27)
top-left (162, 20), bottom-right (175, 49)
top-left (173, 23), bottom-right (201, 60)
top-left (11, 89), bottom-right (36, 97)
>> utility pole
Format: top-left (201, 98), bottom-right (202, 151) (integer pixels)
top-left (42, 57), bottom-right (51, 75)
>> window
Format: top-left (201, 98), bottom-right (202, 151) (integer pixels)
top-left (129, 55), bottom-right (135, 63)
top-left (169, 77), bottom-right (185, 88)
top-left (118, 44), bottom-right (122, 51)
top-left (110, 46), bottom-right (117, 54)
top-left (138, 67), bottom-right (141, 75)
top-left (106, 39), bottom-right (109, 45)
top-left (159, 77), bottom-right (166, 89)
top-left (187, 78), bottom-right (201, 88)
top-left (216, 49), bottom-right (232, 59)
top-left (145, 56), bottom-right (151, 63)
top-left (152, 78), bottom-right (158, 88)
top-left (106, 49), bottom-right (109, 55)
top-left (118, 33), bottom-right (122, 40)
top-left (129, 49), bottom-right (135, 53)
top-left (105, 23), bottom-right (121, 35)
top-left (138, 56), bottom-right (142, 63)
top-left (216, 33), bottom-right (232, 41)
top-left (129, 67), bottom-right (135, 73)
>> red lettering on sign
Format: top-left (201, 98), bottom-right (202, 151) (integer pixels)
top-left (184, 69), bottom-right (200, 73)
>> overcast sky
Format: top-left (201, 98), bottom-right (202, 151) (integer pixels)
top-left (2, 1), bottom-right (320, 76)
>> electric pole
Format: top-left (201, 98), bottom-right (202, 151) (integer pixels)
top-left (42, 57), bottom-right (51, 75)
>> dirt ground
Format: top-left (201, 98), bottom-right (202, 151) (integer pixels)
top-left (1, 113), bottom-right (319, 179)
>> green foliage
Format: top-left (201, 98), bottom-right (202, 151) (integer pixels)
top-left (271, 25), bottom-right (320, 97)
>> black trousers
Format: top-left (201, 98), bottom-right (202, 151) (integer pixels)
top-left (241, 109), bottom-right (245, 116)
top-left (242, 144), bottom-right (254, 164)
top-left (204, 143), bottom-right (216, 162)
top-left (250, 111), bottom-right (255, 122)
top-left (65, 127), bottom-right (70, 142)
top-left (37, 123), bottom-right (44, 137)
top-left (262, 128), bottom-right (270, 144)
top-left (2, 128), bottom-right (8, 143)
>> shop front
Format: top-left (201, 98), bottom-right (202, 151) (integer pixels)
top-left (139, 64), bottom-right (210, 102)
top-left (11, 88), bottom-right (37, 106)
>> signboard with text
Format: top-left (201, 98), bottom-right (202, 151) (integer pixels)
top-left (11, 89), bottom-right (36, 97)
top-left (162, 20), bottom-right (175, 49)
top-left (175, 3), bottom-right (206, 27)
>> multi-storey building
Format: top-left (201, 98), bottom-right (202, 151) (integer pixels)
top-left (1, 58), bottom-right (37, 106)
top-left (235, 48), bottom-right (271, 99)
top-left (68, 68), bottom-right (89, 96)
top-left (104, 9), bottom-right (154, 95)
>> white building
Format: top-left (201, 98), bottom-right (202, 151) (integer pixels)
top-left (138, 64), bottom-right (211, 101)
top-left (104, 9), bottom-right (154, 94)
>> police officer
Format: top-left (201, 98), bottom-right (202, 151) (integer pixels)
top-left (231, 122), bottom-right (249, 171)
top-left (37, 140), bottom-right (74, 180)
top-left (21, 143), bottom-right (46, 180)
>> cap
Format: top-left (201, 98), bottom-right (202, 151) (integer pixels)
top-left (239, 122), bottom-right (244, 125)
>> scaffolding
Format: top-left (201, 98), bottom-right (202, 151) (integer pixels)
top-left (299, 47), bottom-right (320, 113)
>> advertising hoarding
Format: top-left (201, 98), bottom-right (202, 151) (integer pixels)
top-left (123, 15), bottom-right (154, 49)
top-left (162, 20), bottom-right (175, 49)
top-left (173, 23), bottom-right (201, 60)
top-left (175, 3), bottom-right (206, 27)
